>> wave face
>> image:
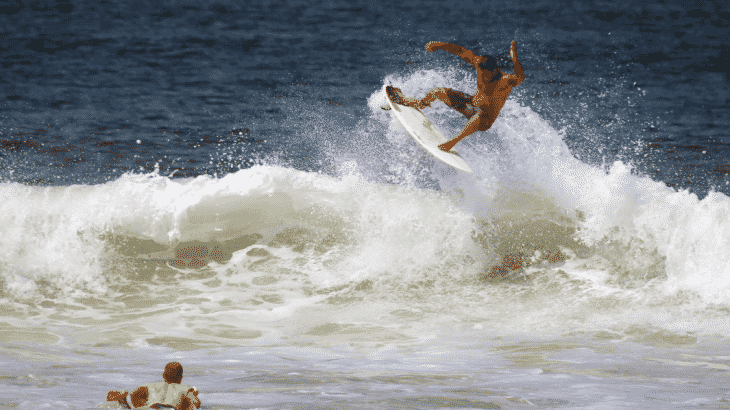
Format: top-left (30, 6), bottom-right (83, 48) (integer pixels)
top-left (1, 70), bottom-right (728, 349)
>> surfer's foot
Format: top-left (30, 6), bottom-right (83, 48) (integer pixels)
top-left (438, 142), bottom-right (456, 153)
top-left (386, 86), bottom-right (424, 109)
top-left (380, 103), bottom-right (391, 110)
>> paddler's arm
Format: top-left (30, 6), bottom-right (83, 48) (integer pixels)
top-left (425, 41), bottom-right (479, 66)
top-left (506, 41), bottom-right (525, 86)
top-left (106, 389), bottom-right (132, 409)
top-left (188, 387), bottom-right (201, 409)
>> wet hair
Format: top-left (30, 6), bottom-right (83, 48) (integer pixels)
top-left (163, 362), bottom-right (184, 384)
top-left (477, 56), bottom-right (499, 71)
top-left (478, 56), bottom-right (502, 81)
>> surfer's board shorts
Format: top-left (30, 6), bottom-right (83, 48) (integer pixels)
top-left (441, 88), bottom-right (486, 120)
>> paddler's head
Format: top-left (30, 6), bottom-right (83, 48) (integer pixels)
top-left (163, 361), bottom-right (184, 384)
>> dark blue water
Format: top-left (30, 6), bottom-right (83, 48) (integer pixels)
top-left (1, 0), bottom-right (728, 195)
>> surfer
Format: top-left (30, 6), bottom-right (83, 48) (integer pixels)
top-left (106, 362), bottom-right (201, 410)
top-left (386, 41), bottom-right (525, 152)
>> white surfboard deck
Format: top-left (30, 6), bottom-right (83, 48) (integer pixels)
top-left (384, 85), bottom-right (473, 174)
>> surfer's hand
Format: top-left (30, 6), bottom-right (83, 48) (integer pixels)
top-left (510, 41), bottom-right (517, 59)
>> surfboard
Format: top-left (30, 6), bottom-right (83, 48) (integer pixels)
top-left (383, 85), bottom-right (473, 174)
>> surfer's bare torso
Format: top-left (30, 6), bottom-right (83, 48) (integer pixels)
top-left (471, 58), bottom-right (517, 116)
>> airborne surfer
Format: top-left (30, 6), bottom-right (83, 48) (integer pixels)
top-left (386, 41), bottom-right (525, 152)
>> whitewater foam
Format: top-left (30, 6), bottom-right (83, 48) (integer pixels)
top-left (1, 70), bottom-right (729, 346)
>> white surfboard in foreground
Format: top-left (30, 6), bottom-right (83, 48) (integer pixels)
top-left (383, 84), bottom-right (473, 174)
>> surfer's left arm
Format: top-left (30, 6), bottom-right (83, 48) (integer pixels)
top-left (425, 41), bottom-right (479, 65)
top-left (506, 41), bottom-right (525, 86)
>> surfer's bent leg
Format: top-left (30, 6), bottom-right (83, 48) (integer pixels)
top-left (438, 109), bottom-right (494, 152)
top-left (386, 86), bottom-right (425, 109)
top-left (421, 87), bottom-right (477, 118)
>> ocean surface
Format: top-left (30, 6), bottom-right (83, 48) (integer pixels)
top-left (1, 0), bottom-right (730, 408)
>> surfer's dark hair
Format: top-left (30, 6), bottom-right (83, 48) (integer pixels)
top-left (163, 362), bottom-right (183, 384)
top-left (478, 56), bottom-right (502, 81)
top-left (477, 56), bottom-right (499, 71)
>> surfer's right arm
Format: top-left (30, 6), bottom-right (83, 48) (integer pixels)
top-left (506, 41), bottom-right (525, 86)
top-left (425, 41), bottom-right (479, 65)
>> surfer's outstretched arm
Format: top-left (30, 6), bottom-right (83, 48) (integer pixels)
top-left (425, 41), bottom-right (479, 65)
top-left (505, 41), bottom-right (525, 86)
